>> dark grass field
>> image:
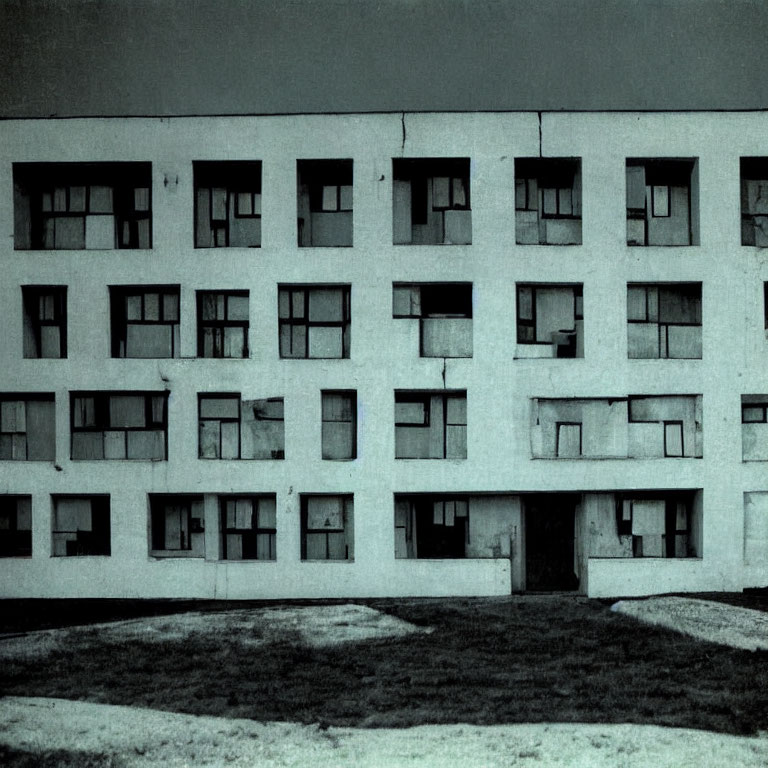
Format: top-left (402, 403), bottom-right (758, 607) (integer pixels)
top-left (1, 595), bottom-right (767, 737)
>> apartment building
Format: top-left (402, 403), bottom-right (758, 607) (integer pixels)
top-left (0, 110), bottom-right (766, 599)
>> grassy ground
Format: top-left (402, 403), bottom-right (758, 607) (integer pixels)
top-left (1, 595), bottom-right (767, 737)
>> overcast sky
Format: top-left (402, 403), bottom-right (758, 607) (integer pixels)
top-left (1, 0), bottom-right (766, 117)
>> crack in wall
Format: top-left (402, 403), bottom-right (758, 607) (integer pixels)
top-left (401, 111), bottom-right (406, 153)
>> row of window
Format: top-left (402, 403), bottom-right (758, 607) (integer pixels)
top-left (3, 391), bottom-right (767, 462)
top-left (11, 158), bottom-right (768, 248)
top-left (17, 282), bottom-right (767, 361)
top-left (0, 490), bottom-right (702, 563)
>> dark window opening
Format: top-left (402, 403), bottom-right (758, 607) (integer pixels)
top-left (220, 495), bottom-right (276, 560)
top-left (14, 162), bottom-right (151, 250)
top-left (150, 494), bottom-right (205, 556)
top-left (194, 161), bottom-right (261, 248)
top-left (515, 158), bottom-right (582, 245)
top-left (394, 495), bottom-right (469, 559)
top-left (741, 158), bottom-right (768, 247)
top-left (516, 283), bottom-right (583, 358)
top-left (393, 158), bottom-right (471, 245)
top-left (22, 286), bottom-right (67, 359)
top-left (52, 496), bottom-right (110, 556)
top-left (297, 159), bottom-right (353, 246)
top-left (0, 496), bottom-right (32, 557)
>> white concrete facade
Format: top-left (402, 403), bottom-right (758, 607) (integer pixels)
top-left (0, 111), bottom-right (767, 598)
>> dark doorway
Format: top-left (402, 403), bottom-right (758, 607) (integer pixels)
top-left (525, 494), bottom-right (579, 591)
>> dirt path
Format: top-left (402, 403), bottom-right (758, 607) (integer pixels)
top-left (2, 696), bottom-right (767, 768)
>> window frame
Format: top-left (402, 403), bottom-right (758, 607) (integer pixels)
top-left (321, 390), bottom-right (357, 460)
top-left (219, 495), bottom-right (277, 561)
top-left (110, 285), bottom-right (181, 358)
top-left (149, 494), bottom-right (205, 557)
top-left (22, 286), bottom-right (67, 359)
top-left (52, 495), bottom-right (111, 557)
top-left (300, 494), bottom-right (354, 561)
top-left (0, 495), bottom-right (32, 558)
top-left (196, 290), bottom-right (250, 358)
top-left (70, 391), bottom-right (168, 461)
top-left (278, 285), bottom-right (351, 359)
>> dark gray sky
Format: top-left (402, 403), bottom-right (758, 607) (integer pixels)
top-left (1, 0), bottom-right (766, 117)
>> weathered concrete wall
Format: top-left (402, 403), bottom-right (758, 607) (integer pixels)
top-left (0, 111), bottom-right (766, 598)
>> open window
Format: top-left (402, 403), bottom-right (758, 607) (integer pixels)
top-left (197, 291), bottom-right (249, 358)
top-left (395, 391), bottom-right (466, 459)
top-left (742, 395), bottom-right (768, 461)
top-left (626, 159), bottom-right (698, 246)
top-left (22, 286), bottom-right (67, 358)
top-left (515, 158), bottom-right (582, 245)
top-left (321, 391), bottom-right (356, 460)
top-left (395, 495), bottom-right (469, 559)
top-left (220, 495), bottom-right (276, 560)
top-left (628, 395), bottom-right (702, 458)
top-left (0, 394), bottom-right (55, 461)
top-left (301, 494), bottom-right (354, 561)
top-left (516, 283), bottom-right (583, 358)
top-left (0, 496), bottom-right (32, 557)
top-left (393, 283), bottom-right (473, 357)
top-left (71, 392), bottom-right (167, 460)
top-left (278, 285), bottom-right (350, 359)
top-left (52, 496), bottom-right (110, 556)
top-left (297, 159), bottom-right (353, 247)
top-left (149, 494), bottom-right (204, 557)
top-left (627, 283), bottom-right (701, 359)
top-left (110, 285), bottom-right (180, 358)
top-left (741, 158), bottom-right (768, 246)
top-left (194, 161), bottom-right (261, 248)
top-left (393, 158), bottom-right (471, 245)
top-left (198, 394), bottom-right (284, 460)
top-left (14, 162), bottom-right (151, 250)
top-left (615, 492), bottom-right (699, 558)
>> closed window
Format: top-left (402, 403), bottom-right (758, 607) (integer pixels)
top-left (197, 291), bottom-right (249, 358)
top-left (110, 286), bottom-right (180, 358)
top-left (14, 162), bottom-right (151, 250)
top-left (395, 391), bottom-right (467, 459)
top-left (742, 395), bottom-right (768, 461)
top-left (627, 283), bottom-right (702, 359)
top-left (616, 493), bottom-right (696, 558)
top-left (198, 394), bottom-right (284, 459)
top-left (321, 391), bottom-right (356, 459)
top-left (220, 495), bottom-right (276, 560)
top-left (278, 285), bottom-right (350, 359)
top-left (71, 392), bottom-right (167, 460)
top-left (301, 494), bottom-right (354, 561)
top-left (194, 161), bottom-right (261, 248)
top-left (0, 395), bottom-right (55, 461)
top-left (22, 286), bottom-right (67, 358)
top-left (150, 495), bottom-right (205, 557)
top-left (52, 496), bottom-right (110, 557)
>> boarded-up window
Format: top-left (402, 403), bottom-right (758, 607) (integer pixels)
top-left (515, 158), bottom-right (582, 245)
top-left (616, 494), bottom-right (695, 558)
top-left (52, 496), bottom-right (110, 556)
top-left (110, 286), bottom-right (180, 358)
top-left (220, 495), bottom-right (276, 560)
top-left (740, 158), bottom-right (768, 247)
top-left (322, 391), bottom-right (356, 460)
top-left (395, 391), bottom-right (467, 459)
top-left (392, 158), bottom-right (471, 245)
top-left (197, 291), bottom-right (249, 358)
top-left (0, 395), bottom-right (55, 461)
top-left (742, 396), bottom-right (768, 461)
top-left (301, 495), bottom-right (354, 560)
top-left (278, 285), bottom-right (350, 358)
top-left (556, 422), bottom-right (582, 457)
top-left (516, 283), bottom-right (583, 358)
top-left (297, 159), bottom-right (353, 246)
top-left (150, 495), bottom-right (205, 556)
top-left (0, 496), bottom-right (32, 557)
top-left (199, 394), bottom-right (284, 460)
top-left (194, 161), bottom-right (261, 248)
top-left (71, 391), bottom-right (167, 460)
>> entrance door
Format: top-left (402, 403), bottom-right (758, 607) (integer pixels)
top-left (524, 494), bottom-right (579, 591)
